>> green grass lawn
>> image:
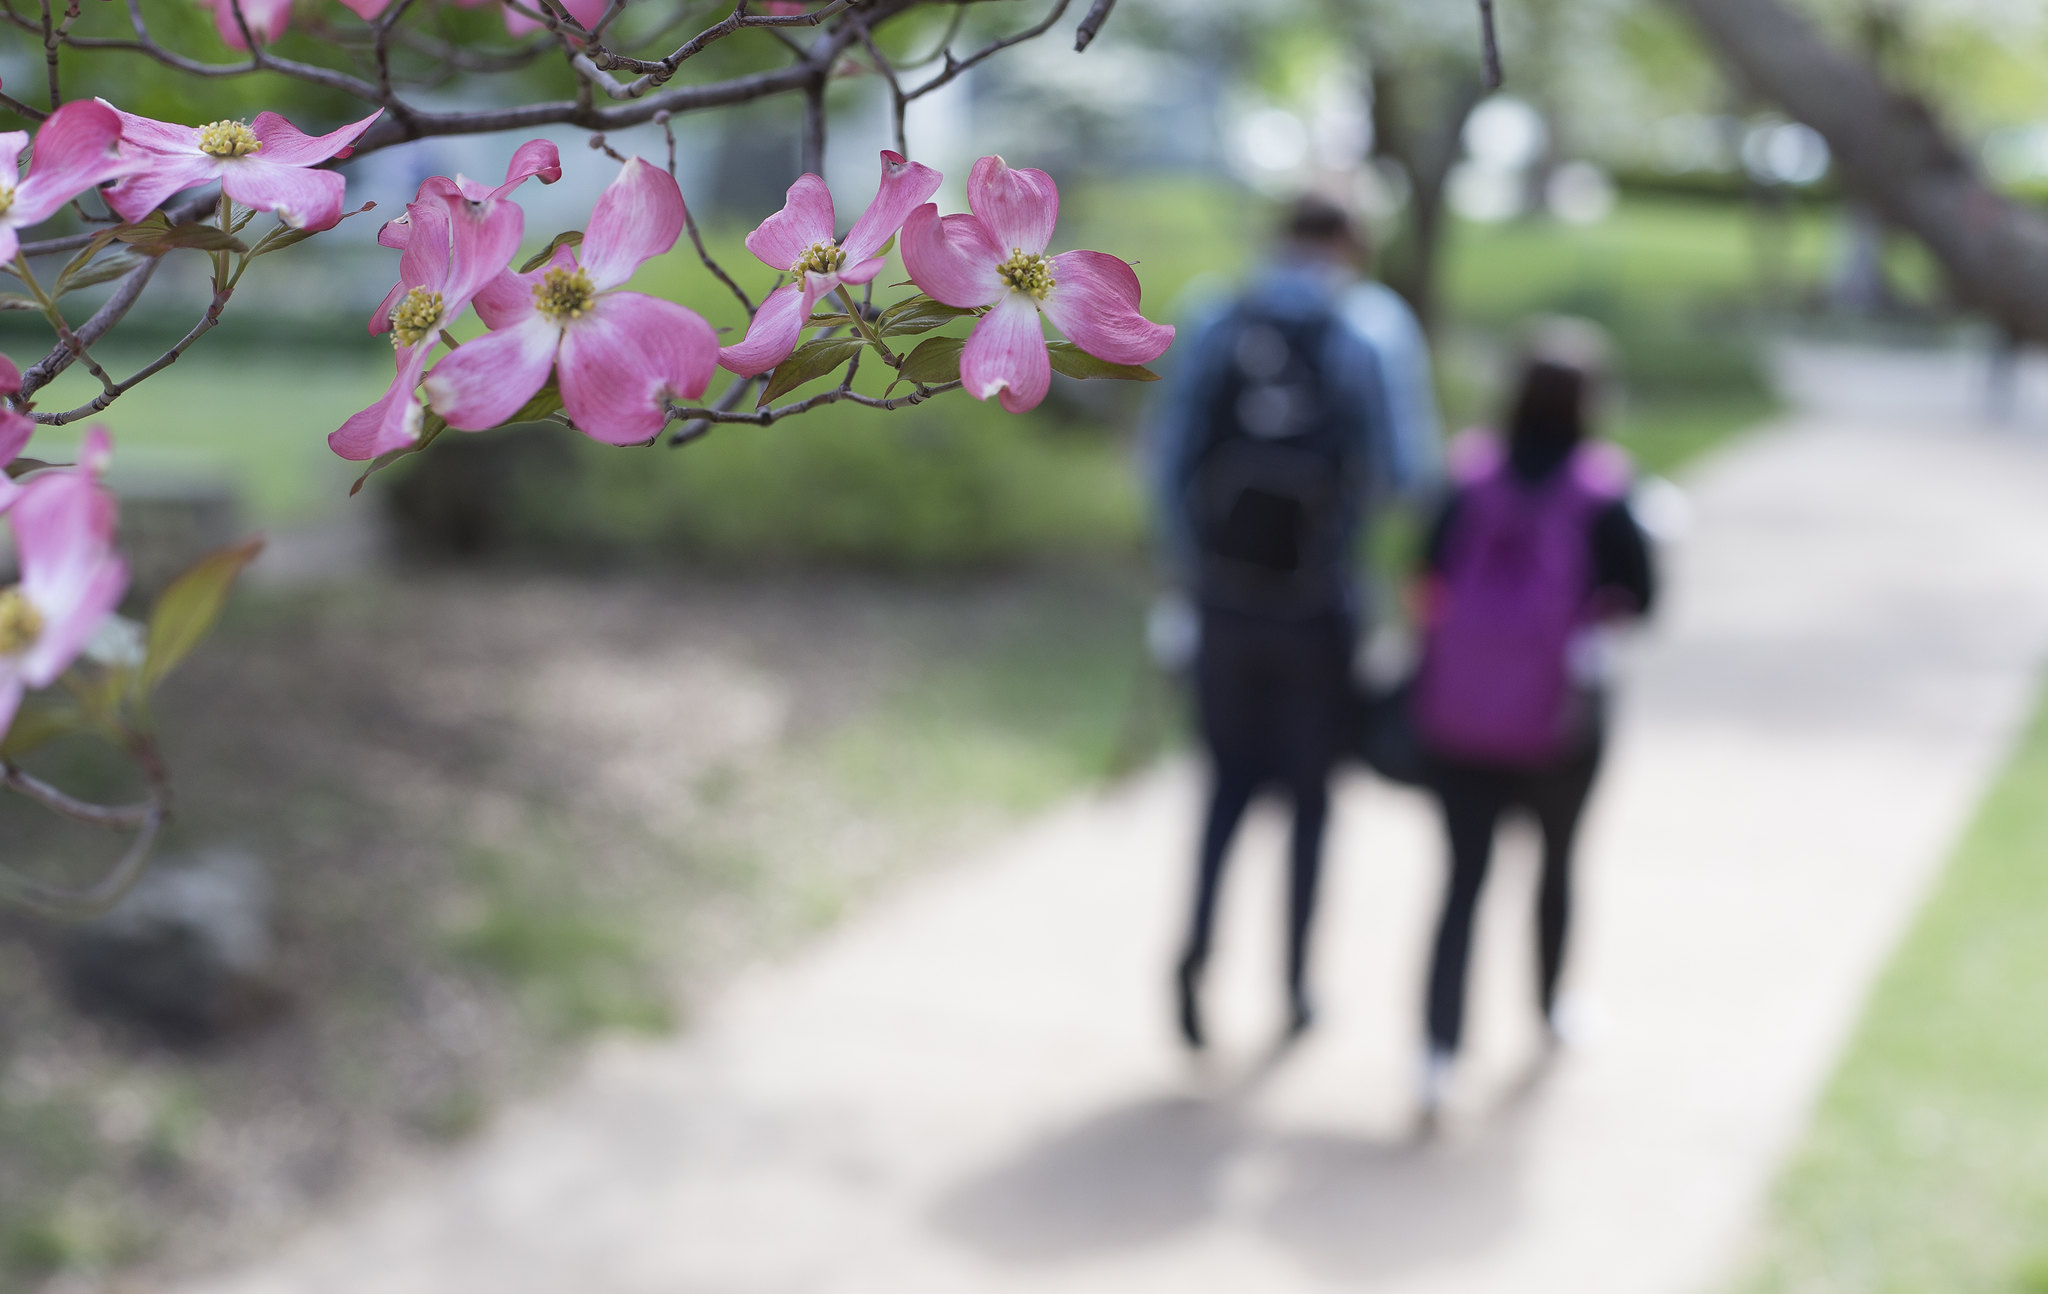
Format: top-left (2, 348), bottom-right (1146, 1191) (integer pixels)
top-left (1727, 682), bottom-right (2048, 1294)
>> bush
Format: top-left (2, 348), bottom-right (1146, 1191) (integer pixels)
top-left (385, 396), bottom-right (1147, 569)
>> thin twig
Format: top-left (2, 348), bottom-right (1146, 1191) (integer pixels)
top-left (34, 287), bottom-right (235, 424)
top-left (17, 258), bottom-right (160, 402)
top-left (668, 379), bottom-right (961, 430)
top-left (1477, 0), bottom-right (1503, 90)
top-left (1, 746), bottom-right (173, 923)
top-left (904, 0), bottom-right (1072, 103)
top-left (1073, 0), bottom-right (1115, 51)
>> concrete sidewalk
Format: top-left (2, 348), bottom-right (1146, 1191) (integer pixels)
top-left (172, 413), bottom-right (2048, 1293)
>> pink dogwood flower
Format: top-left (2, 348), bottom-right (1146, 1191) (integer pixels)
top-left (0, 100), bottom-right (131, 264)
top-left (196, 0), bottom-right (294, 48)
top-left (0, 428), bottom-right (127, 740)
top-left (330, 187), bottom-right (530, 461)
top-left (503, 0), bottom-right (605, 37)
top-left (103, 105), bottom-right (382, 232)
top-left (424, 157), bottom-right (718, 446)
top-left (0, 354), bottom-right (33, 515)
top-left (719, 150), bottom-right (941, 377)
top-left (370, 139), bottom-right (561, 267)
top-left (900, 156), bottom-right (1173, 413)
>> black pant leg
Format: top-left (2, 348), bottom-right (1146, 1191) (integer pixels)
top-left (1284, 781), bottom-right (1330, 1001)
top-left (1427, 767), bottom-right (1507, 1053)
top-left (1183, 760), bottom-right (1260, 974)
top-left (1521, 750), bottom-right (1601, 1020)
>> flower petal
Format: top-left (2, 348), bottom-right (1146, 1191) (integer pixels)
top-left (744, 173), bottom-right (836, 273)
top-left (962, 293), bottom-right (1051, 414)
top-left (10, 101), bottom-right (130, 226)
top-left (220, 159), bottom-right (348, 230)
top-left (423, 316), bottom-right (560, 430)
top-left (210, 0), bottom-right (293, 49)
top-left (0, 409), bottom-right (32, 466)
top-left (838, 255), bottom-right (887, 285)
top-left (463, 138), bottom-right (563, 202)
top-left (840, 150), bottom-right (943, 264)
top-left (102, 151), bottom-right (219, 224)
top-left (559, 293), bottom-right (716, 445)
top-left (436, 189), bottom-right (526, 306)
top-left (899, 204), bottom-right (1004, 308)
top-left (98, 105), bottom-right (199, 156)
top-left (717, 281), bottom-right (807, 378)
top-left (0, 132), bottom-right (24, 181)
top-left (20, 553), bottom-right (126, 687)
top-left (395, 198), bottom-right (453, 296)
top-left (329, 344), bottom-right (433, 461)
top-left (247, 108), bottom-right (383, 166)
top-left (336, 0), bottom-right (390, 17)
top-left (967, 155), bottom-right (1059, 257)
top-left (579, 156), bottom-right (685, 290)
top-left (473, 268), bottom-right (541, 331)
top-left (11, 459), bottom-right (126, 687)
top-left (1041, 250), bottom-right (1175, 365)
top-left (0, 676), bottom-right (23, 743)
top-left (0, 353), bottom-right (19, 396)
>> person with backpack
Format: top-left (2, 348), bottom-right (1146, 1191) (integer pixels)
top-left (1147, 195), bottom-right (1440, 1050)
top-left (1410, 319), bottom-right (1656, 1115)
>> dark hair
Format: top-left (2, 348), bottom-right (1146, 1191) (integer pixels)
top-left (1283, 194), bottom-right (1353, 243)
top-left (1506, 318), bottom-right (1609, 478)
top-left (1279, 194), bottom-right (1368, 267)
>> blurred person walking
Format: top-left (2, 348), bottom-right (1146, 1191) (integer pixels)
top-left (1148, 196), bottom-right (1440, 1050)
top-left (1410, 320), bottom-right (1655, 1115)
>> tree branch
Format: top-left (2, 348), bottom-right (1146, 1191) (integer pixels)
top-left (1668, 0), bottom-right (2048, 342)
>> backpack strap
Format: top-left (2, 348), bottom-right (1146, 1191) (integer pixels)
top-left (1568, 440), bottom-right (1632, 502)
top-left (1445, 428), bottom-right (1506, 486)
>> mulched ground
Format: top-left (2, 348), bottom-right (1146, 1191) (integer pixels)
top-left (0, 563), bottom-right (1149, 1290)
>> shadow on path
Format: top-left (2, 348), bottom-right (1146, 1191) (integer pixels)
top-left (931, 1048), bottom-right (1547, 1280)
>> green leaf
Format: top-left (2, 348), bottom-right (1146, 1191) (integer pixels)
top-left (0, 697), bottom-right (89, 760)
top-left (114, 214), bottom-right (247, 255)
top-left (0, 293), bottom-right (38, 311)
top-left (55, 251), bottom-right (149, 296)
top-left (877, 294), bottom-right (978, 338)
top-left (897, 334), bottom-right (965, 386)
top-left (760, 336), bottom-right (864, 404)
top-left (140, 536), bottom-right (266, 694)
top-left (519, 230), bottom-right (584, 273)
top-left (5, 458), bottom-right (56, 480)
top-left (507, 382), bottom-right (563, 425)
top-left (1046, 340), bottom-right (1161, 382)
top-left (804, 312), bottom-right (854, 330)
top-left (245, 223), bottom-right (322, 259)
top-left (349, 413), bottom-right (447, 497)
top-left (50, 227), bottom-right (126, 295)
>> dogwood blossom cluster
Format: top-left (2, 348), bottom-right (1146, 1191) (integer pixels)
top-left (332, 144), bottom-right (1175, 459)
top-left (0, 370), bottom-right (128, 741)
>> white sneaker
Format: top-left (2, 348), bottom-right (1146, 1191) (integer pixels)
top-left (1546, 994), bottom-right (1606, 1052)
top-left (1419, 1047), bottom-right (1456, 1119)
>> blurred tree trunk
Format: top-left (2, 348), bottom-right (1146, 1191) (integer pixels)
top-left (1372, 65), bottom-right (1486, 338)
top-left (1668, 0), bottom-right (2048, 342)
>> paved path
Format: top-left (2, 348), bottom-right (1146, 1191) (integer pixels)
top-left (173, 406), bottom-right (2048, 1293)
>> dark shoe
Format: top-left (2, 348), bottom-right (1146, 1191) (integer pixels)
top-left (1176, 958), bottom-right (1206, 1051)
top-left (1286, 988), bottom-right (1315, 1039)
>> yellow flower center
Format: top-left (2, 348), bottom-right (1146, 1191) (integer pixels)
top-left (0, 182), bottom-right (14, 218)
top-left (196, 120), bottom-right (263, 159)
top-left (0, 586), bottom-right (42, 655)
top-left (997, 248), bottom-right (1055, 299)
top-left (388, 287), bottom-right (445, 350)
top-left (532, 266), bottom-right (596, 323)
top-left (792, 240), bottom-right (846, 277)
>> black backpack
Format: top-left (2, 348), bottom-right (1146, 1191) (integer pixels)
top-left (1185, 302), bottom-right (1362, 619)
